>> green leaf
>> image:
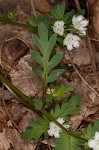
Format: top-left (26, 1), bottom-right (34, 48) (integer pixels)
top-left (83, 120), bottom-right (99, 150)
top-left (93, 120), bottom-right (99, 132)
top-left (84, 124), bottom-right (93, 140)
top-left (29, 15), bottom-right (50, 27)
top-left (21, 128), bottom-right (35, 140)
top-left (51, 94), bottom-right (82, 118)
top-left (47, 69), bottom-right (64, 83)
top-left (52, 85), bottom-right (74, 99)
top-left (38, 23), bottom-right (48, 41)
top-left (34, 99), bottom-right (43, 110)
top-left (76, 9), bottom-right (85, 16)
top-left (69, 94), bottom-right (83, 108)
top-left (8, 10), bottom-right (18, 19)
top-left (63, 10), bottom-right (75, 25)
top-left (48, 34), bottom-right (57, 58)
top-left (84, 120), bottom-right (99, 140)
top-left (48, 52), bottom-right (63, 72)
top-left (21, 117), bottom-right (49, 141)
top-left (53, 131), bottom-right (81, 150)
top-left (32, 67), bottom-right (43, 77)
top-left (30, 50), bottom-right (43, 67)
top-left (50, 2), bottom-right (65, 20)
top-left (31, 35), bottom-right (44, 55)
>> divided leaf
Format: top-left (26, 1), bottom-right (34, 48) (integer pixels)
top-left (51, 94), bottom-right (82, 118)
top-left (84, 120), bottom-right (99, 140)
top-left (21, 117), bottom-right (49, 141)
top-left (53, 131), bottom-right (81, 150)
top-left (52, 85), bottom-right (74, 100)
top-left (31, 23), bottom-right (63, 84)
top-left (50, 1), bottom-right (65, 20)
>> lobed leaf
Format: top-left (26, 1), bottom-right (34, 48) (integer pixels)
top-left (51, 94), bottom-right (82, 118)
top-left (50, 2), bottom-right (65, 20)
top-left (52, 85), bottom-right (74, 100)
top-left (47, 69), bottom-right (64, 83)
top-left (21, 117), bottom-right (49, 141)
top-left (53, 131), bottom-right (81, 150)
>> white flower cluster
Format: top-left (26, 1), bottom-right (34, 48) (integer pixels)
top-left (72, 15), bottom-right (89, 33)
top-left (63, 33), bottom-right (81, 51)
top-left (47, 117), bottom-right (70, 138)
top-left (52, 21), bottom-right (65, 36)
top-left (88, 132), bottom-right (99, 150)
top-left (52, 15), bottom-right (88, 50)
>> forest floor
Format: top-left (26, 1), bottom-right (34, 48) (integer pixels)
top-left (0, 0), bottom-right (99, 150)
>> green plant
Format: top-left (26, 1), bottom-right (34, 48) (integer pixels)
top-left (0, 2), bottom-right (98, 150)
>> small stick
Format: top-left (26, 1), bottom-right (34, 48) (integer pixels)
top-left (30, 0), bottom-right (37, 17)
top-left (74, 0), bottom-right (99, 90)
top-left (64, 48), bottom-right (99, 97)
top-left (90, 38), bottom-right (99, 43)
top-left (1, 45), bottom-right (28, 132)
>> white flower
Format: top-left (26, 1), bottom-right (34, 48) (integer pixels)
top-left (72, 15), bottom-right (89, 31)
top-left (52, 20), bottom-right (65, 36)
top-left (47, 117), bottom-right (70, 138)
top-left (63, 33), bottom-right (81, 50)
top-left (88, 132), bottom-right (99, 150)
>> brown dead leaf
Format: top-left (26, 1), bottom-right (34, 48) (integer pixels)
top-left (0, 106), bottom-right (7, 132)
top-left (0, 128), bottom-right (10, 150)
top-left (1, 38), bottom-right (29, 71)
top-left (83, 106), bottom-right (98, 118)
top-left (34, 0), bottom-right (51, 12)
top-left (9, 54), bottom-right (43, 97)
top-left (5, 128), bottom-right (37, 150)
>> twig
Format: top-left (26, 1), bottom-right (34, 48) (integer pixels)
top-left (47, 138), bottom-right (51, 150)
top-left (74, 0), bottom-right (81, 10)
top-left (30, 0), bottom-right (37, 17)
top-left (64, 48), bottom-right (99, 97)
top-left (74, 0), bottom-right (99, 90)
top-left (1, 45), bottom-right (28, 133)
top-left (1, 84), bottom-right (22, 132)
top-left (90, 38), bottom-right (99, 43)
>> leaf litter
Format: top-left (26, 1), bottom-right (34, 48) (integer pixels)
top-left (0, 0), bottom-right (99, 149)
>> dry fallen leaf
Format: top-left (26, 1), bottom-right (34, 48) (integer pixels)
top-left (0, 128), bottom-right (10, 150)
top-left (34, 0), bottom-right (51, 12)
top-left (10, 54), bottom-right (43, 97)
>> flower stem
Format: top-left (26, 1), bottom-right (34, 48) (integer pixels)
top-left (0, 74), bottom-right (87, 142)
top-left (41, 109), bottom-right (87, 142)
top-left (0, 19), bottom-right (36, 31)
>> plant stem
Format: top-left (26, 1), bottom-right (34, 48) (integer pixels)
top-left (0, 74), bottom-right (87, 142)
top-left (43, 71), bottom-right (47, 102)
top-left (0, 19), bottom-right (36, 31)
top-left (41, 109), bottom-right (87, 142)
